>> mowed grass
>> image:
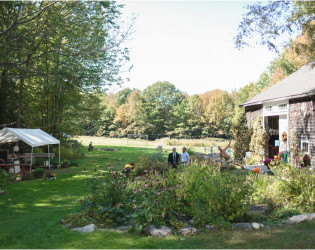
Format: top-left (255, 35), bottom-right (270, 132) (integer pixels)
top-left (0, 145), bottom-right (315, 249)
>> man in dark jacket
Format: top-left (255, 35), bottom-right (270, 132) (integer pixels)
top-left (168, 147), bottom-right (180, 168)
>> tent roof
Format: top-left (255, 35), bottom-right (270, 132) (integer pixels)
top-left (241, 63), bottom-right (315, 107)
top-left (0, 128), bottom-right (60, 147)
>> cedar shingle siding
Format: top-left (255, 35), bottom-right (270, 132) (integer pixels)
top-left (289, 96), bottom-right (315, 168)
top-left (245, 105), bottom-right (263, 127)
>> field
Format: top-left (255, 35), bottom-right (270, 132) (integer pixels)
top-left (0, 144), bottom-right (314, 249)
top-left (75, 136), bottom-right (231, 154)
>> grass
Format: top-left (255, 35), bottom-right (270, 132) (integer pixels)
top-left (76, 136), bottom-right (230, 154)
top-left (0, 145), bottom-right (315, 249)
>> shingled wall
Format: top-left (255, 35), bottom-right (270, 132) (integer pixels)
top-left (288, 96), bottom-right (315, 169)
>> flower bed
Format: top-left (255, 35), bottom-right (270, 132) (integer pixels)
top-left (64, 160), bottom-right (315, 234)
top-left (65, 162), bottom-right (251, 232)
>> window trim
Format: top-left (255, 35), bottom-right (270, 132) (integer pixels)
top-left (278, 104), bottom-right (287, 111)
top-left (301, 140), bottom-right (310, 154)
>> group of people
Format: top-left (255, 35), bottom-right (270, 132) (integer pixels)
top-left (168, 142), bottom-right (235, 170)
top-left (167, 147), bottom-right (190, 168)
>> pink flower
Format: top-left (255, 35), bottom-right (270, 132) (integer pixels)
top-left (108, 166), bottom-right (113, 170)
top-left (157, 191), bottom-right (161, 195)
top-left (116, 202), bottom-right (121, 207)
top-left (134, 189), bottom-right (138, 194)
top-left (144, 183), bottom-right (148, 188)
top-left (162, 213), bottom-right (165, 218)
top-left (132, 199), bottom-right (137, 203)
top-left (144, 170), bottom-right (148, 173)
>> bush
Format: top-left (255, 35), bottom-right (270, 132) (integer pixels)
top-left (53, 145), bottom-right (84, 160)
top-left (268, 208), bottom-right (300, 222)
top-left (249, 163), bottom-right (315, 213)
top-left (161, 137), bottom-right (229, 147)
top-left (232, 111), bottom-right (252, 164)
top-left (32, 168), bottom-right (46, 179)
top-left (0, 169), bottom-right (13, 187)
top-left (178, 164), bottom-right (251, 227)
top-left (249, 117), bottom-right (268, 163)
top-left (66, 161), bottom-right (253, 233)
top-left (135, 153), bottom-right (168, 176)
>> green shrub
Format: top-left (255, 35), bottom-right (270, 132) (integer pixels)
top-left (249, 117), bottom-right (268, 163)
top-left (232, 110), bottom-right (252, 164)
top-left (0, 170), bottom-right (13, 187)
top-left (32, 168), bottom-right (46, 179)
top-left (69, 160), bottom-right (79, 167)
top-left (268, 208), bottom-right (300, 222)
top-left (249, 164), bottom-right (315, 213)
top-left (53, 145), bottom-right (84, 160)
top-left (178, 164), bottom-right (251, 227)
top-left (135, 153), bottom-right (168, 176)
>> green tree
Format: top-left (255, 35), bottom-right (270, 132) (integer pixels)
top-left (142, 81), bottom-right (183, 137)
top-left (235, 1), bottom-right (315, 61)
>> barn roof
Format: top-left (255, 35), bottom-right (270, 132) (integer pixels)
top-left (241, 63), bottom-right (315, 107)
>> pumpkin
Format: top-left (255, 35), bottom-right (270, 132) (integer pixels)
top-left (253, 168), bottom-right (260, 173)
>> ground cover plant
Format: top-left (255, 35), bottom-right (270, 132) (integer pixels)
top-left (0, 143), bottom-right (315, 249)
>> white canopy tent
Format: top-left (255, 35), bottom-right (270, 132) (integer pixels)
top-left (0, 128), bottom-right (60, 172)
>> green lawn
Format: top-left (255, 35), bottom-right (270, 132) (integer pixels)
top-left (0, 146), bottom-right (314, 249)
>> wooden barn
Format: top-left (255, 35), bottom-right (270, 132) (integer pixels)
top-left (240, 63), bottom-right (315, 168)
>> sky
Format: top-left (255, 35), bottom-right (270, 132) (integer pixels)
top-left (114, 1), bottom-right (294, 95)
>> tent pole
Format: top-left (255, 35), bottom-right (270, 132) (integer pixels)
top-left (30, 147), bottom-right (33, 174)
top-left (59, 143), bottom-right (60, 168)
top-left (48, 144), bottom-right (50, 170)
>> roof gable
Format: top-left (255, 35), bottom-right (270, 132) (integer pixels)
top-left (241, 63), bottom-right (315, 107)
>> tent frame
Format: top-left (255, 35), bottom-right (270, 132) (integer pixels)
top-left (29, 144), bottom-right (60, 173)
top-left (0, 128), bottom-right (60, 173)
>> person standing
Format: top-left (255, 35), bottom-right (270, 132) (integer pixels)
top-left (181, 147), bottom-right (190, 167)
top-left (168, 147), bottom-right (180, 168)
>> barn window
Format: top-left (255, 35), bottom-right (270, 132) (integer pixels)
top-left (265, 106), bottom-right (272, 112)
top-left (301, 140), bottom-right (310, 153)
top-left (278, 104), bottom-right (287, 111)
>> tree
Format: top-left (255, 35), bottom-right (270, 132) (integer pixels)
top-left (235, 1), bottom-right (315, 62)
top-left (202, 90), bottom-right (234, 138)
top-left (0, 1), bottom-right (133, 136)
top-left (142, 81), bottom-right (183, 136)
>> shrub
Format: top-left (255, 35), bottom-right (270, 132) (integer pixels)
top-left (178, 164), bottom-right (252, 227)
top-left (232, 111), bottom-right (252, 164)
top-left (53, 145), bottom-right (84, 160)
top-left (249, 117), bottom-right (268, 163)
top-left (66, 161), bottom-right (254, 233)
top-left (249, 163), bottom-right (315, 213)
top-left (268, 208), bottom-right (300, 222)
top-left (135, 153), bottom-right (168, 176)
top-left (32, 168), bottom-right (46, 179)
top-left (0, 169), bottom-right (13, 187)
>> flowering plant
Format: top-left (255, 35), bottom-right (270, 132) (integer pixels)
top-left (263, 158), bottom-right (272, 166)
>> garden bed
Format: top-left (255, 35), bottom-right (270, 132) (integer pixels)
top-left (63, 156), bottom-right (315, 236)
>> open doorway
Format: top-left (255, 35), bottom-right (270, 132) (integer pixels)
top-left (266, 116), bottom-right (279, 158)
